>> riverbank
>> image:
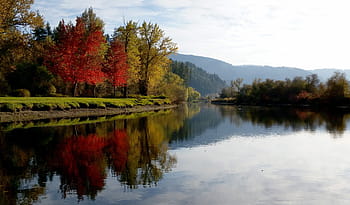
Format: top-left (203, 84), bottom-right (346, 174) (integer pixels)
top-left (0, 104), bottom-right (178, 123)
top-left (0, 97), bottom-right (177, 122)
top-left (211, 98), bottom-right (350, 109)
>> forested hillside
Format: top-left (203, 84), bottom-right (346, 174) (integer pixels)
top-left (170, 54), bottom-right (313, 83)
top-left (170, 54), bottom-right (350, 84)
top-left (171, 61), bottom-right (226, 96)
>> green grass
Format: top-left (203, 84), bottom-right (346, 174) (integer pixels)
top-left (0, 97), bottom-right (171, 112)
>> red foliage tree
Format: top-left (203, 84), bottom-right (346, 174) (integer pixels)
top-left (46, 18), bottom-right (105, 96)
top-left (103, 40), bottom-right (129, 97)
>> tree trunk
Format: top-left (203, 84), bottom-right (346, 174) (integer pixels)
top-left (139, 80), bottom-right (148, 96)
top-left (93, 85), bottom-right (97, 97)
top-left (113, 86), bottom-right (116, 98)
top-left (123, 86), bottom-right (127, 98)
top-left (72, 82), bottom-right (78, 97)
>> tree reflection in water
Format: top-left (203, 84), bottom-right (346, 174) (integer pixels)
top-left (2, 105), bottom-right (350, 204)
top-left (50, 134), bottom-right (107, 200)
top-left (218, 105), bottom-right (350, 136)
top-left (0, 109), bottom-right (184, 204)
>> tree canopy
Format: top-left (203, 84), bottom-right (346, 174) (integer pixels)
top-left (0, 0), bottom-right (44, 94)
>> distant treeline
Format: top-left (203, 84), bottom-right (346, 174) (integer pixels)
top-left (219, 72), bottom-right (350, 106)
top-left (171, 61), bottom-right (227, 96)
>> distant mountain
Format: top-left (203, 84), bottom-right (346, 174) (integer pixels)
top-left (171, 61), bottom-right (226, 96)
top-left (170, 53), bottom-right (350, 84)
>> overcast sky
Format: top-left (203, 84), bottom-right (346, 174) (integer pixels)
top-left (33, 0), bottom-right (350, 70)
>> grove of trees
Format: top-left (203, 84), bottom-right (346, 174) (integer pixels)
top-left (220, 72), bottom-right (350, 106)
top-left (0, 1), bottom-right (200, 102)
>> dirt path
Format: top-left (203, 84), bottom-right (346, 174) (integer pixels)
top-left (0, 104), bottom-right (178, 122)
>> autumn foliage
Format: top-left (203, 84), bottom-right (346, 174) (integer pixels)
top-left (3, 5), bottom-right (181, 99)
top-left (50, 130), bottom-right (130, 199)
top-left (103, 40), bottom-right (129, 96)
top-left (52, 134), bottom-right (107, 198)
top-left (107, 130), bottom-right (129, 173)
top-left (45, 18), bottom-right (105, 96)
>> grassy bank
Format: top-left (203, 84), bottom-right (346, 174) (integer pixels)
top-left (0, 109), bottom-right (173, 131)
top-left (0, 96), bottom-right (171, 112)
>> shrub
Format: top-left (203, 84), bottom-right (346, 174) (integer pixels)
top-left (78, 102), bottom-right (89, 108)
top-left (21, 103), bottom-right (34, 110)
top-left (48, 85), bottom-right (57, 95)
top-left (68, 102), bottom-right (80, 109)
top-left (12, 89), bottom-right (31, 97)
top-left (1, 103), bottom-right (24, 112)
top-left (105, 102), bottom-right (120, 108)
top-left (96, 102), bottom-right (106, 108)
top-left (56, 103), bottom-right (69, 110)
top-left (33, 103), bottom-right (52, 111)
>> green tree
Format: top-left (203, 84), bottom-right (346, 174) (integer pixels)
top-left (231, 78), bottom-right (243, 96)
top-left (305, 74), bottom-right (320, 93)
top-left (157, 72), bottom-right (187, 103)
top-left (187, 87), bottom-right (201, 102)
top-left (8, 63), bottom-right (54, 96)
top-left (326, 72), bottom-right (349, 100)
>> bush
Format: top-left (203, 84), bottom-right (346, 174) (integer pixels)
top-left (1, 103), bottom-right (23, 112)
top-left (48, 85), bottom-right (56, 95)
top-left (33, 103), bottom-right (52, 111)
top-left (105, 102), bottom-right (121, 108)
top-left (78, 102), bottom-right (89, 108)
top-left (12, 89), bottom-right (31, 97)
top-left (21, 103), bottom-right (33, 110)
top-left (8, 63), bottom-right (54, 96)
top-left (96, 102), bottom-right (106, 108)
top-left (68, 102), bottom-right (80, 109)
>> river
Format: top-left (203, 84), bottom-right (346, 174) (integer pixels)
top-left (1, 104), bottom-right (350, 205)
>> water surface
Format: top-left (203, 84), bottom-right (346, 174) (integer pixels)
top-left (1, 105), bottom-right (350, 204)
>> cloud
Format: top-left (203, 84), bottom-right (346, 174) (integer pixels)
top-left (33, 0), bottom-right (350, 69)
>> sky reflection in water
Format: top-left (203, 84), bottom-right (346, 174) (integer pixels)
top-left (2, 105), bottom-right (350, 204)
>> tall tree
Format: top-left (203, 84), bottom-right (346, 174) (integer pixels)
top-left (45, 17), bottom-right (105, 96)
top-left (137, 22), bottom-right (177, 95)
top-left (326, 72), bottom-right (349, 99)
top-left (0, 0), bottom-right (43, 94)
top-left (113, 21), bottom-right (140, 96)
top-left (103, 40), bottom-right (129, 97)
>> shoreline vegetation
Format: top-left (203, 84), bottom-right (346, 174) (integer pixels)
top-left (1, 5), bottom-right (201, 104)
top-left (0, 97), bottom-right (175, 123)
top-left (211, 98), bottom-right (350, 109)
top-left (217, 72), bottom-right (350, 107)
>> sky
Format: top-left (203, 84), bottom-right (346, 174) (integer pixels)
top-left (33, 0), bottom-right (350, 70)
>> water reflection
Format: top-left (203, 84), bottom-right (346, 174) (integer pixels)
top-left (2, 104), bottom-right (350, 204)
top-left (0, 108), bottom-right (193, 204)
top-left (218, 106), bottom-right (350, 135)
